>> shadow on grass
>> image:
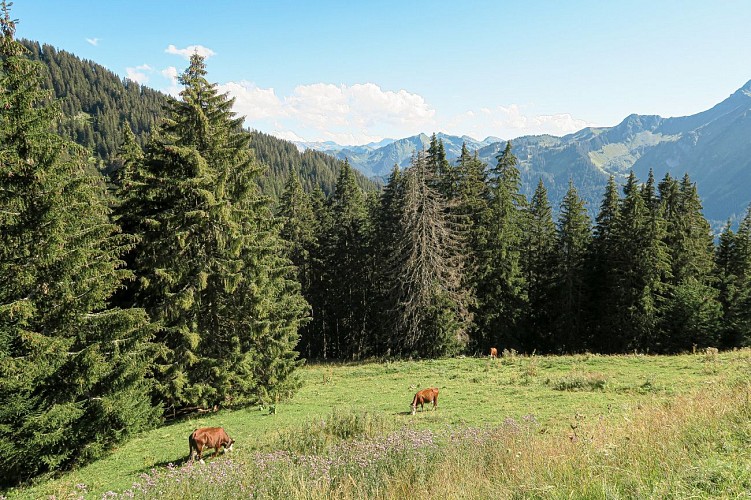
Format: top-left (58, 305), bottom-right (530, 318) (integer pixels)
top-left (138, 451), bottom-right (238, 473)
top-left (134, 455), bottom-right (192, 475)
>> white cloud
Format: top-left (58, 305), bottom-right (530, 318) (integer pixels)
top-left (160, 66), bottom-right (181, 96)
top-left (286, 83), bottom-right (435, 130)
top-left (219, 80), bottom-right (435, 144)
top-left (532, 112), bottom-right (591, 132)
top-left (270, 129), bottom-right (307, 143)
top-left (85, 37), bottom-right (99, 46)
top-left (165, 44), bottom-right (216, 60)
top-left (204, 78), bottom-right (592, 144)
top-left (441, 104), bottom-right (593, 141)
top-left (217, 81), bottom-right (284, 121)
top-left (125, 64), bottom-right (152, 85)
top-left (161, 66), bottom-right (179, 81)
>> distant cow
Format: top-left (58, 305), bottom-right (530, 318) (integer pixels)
top-left (188, 427), bottom-right (234, 464)
top-left (490, 347), bottom-right (498, 359)
top-left (411, 387), bottom-right (439, 415)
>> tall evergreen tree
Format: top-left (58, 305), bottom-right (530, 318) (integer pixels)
top-left (609, 172), bottom-right (670, 351)
top-left (104, 124), bottom-right (149, 316)
top-left (0, 6), bottom-right (157, 484)
top-left (554, 181), bottom-right (592, 352)
top-left (371, 165), bottom-right (406, 355)
top-left (279, 172), bottom-right (318, 294)
top-left (123, 54), bottom-right (306, 414)
top-left (588, 176), bottom-right (621, 351)
top-left (658, 173), bottom-right (721, 351)
top-left (303, 186), bottom-right (331, 358)
top-left (715, 221), bottom-right (740, 346)
top-left (278, 173), bottom-right (318, 357)
top-left (319, 160), bottom-right (370, 359)
top-left (426, 133), bottom-right (455, 199)
top-left (641, 169), bottom-right (659, 213)
top-left (521, 179), bottom-right (558, 352)
top-left (473, 141), bottom-right (526, 351)
top-left (387, 152), bottom-right (470, 356)
top-left (715, 207), bottom-right (751, 347)
top-left (732, 208), bottom-right (751, 346)
top-left (455, 145), bottom-right (490, 285)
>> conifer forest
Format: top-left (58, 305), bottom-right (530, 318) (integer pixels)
top-left (1, 4), bottom-right (751, 487)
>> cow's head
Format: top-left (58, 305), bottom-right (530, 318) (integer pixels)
top-left (224, 438), bottom-right (235, 453)
top-left (411, 405), bottom-right (416, 415)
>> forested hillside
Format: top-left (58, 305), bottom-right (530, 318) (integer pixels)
top-left (21, 40), bottom-right (164, 162)
top-left (21, 39), bottom-right (378, 197)
top-left (250, 130), bottom-right (378, 198)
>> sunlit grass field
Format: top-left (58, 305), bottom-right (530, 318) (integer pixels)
top-left (7, 349), bottom-right (751, 498)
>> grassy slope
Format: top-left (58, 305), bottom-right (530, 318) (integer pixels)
top-left (9, 351), bottom-right (748, 498)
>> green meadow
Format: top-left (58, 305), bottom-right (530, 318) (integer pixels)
top-left (8, 349), bottom-right (751, 499)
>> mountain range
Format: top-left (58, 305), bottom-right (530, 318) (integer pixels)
top-left (296, 81), bottom-right (751, 225)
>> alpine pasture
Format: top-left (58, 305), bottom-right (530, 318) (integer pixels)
top-left (10, 349), bottom-right (751, 499)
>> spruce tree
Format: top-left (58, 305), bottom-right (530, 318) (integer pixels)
top-left (474, 141), bottom-right (526, 351)
top-left (521, 179), bottom-right (558, 352)
top-left (303, 186), bottom-right (331, 358)
top-left (555, 181), bottom-right (592, 352)
top-left (426, 133), bottom-right (455, 199)
top-left (735, 209), bottom-right (751, 346)
top-left (388, 152), bottom-right (470, 356)
top-left (125, 54), bottom-right (306, 413)
top-left (455, 146), bottom-right (490, 289)
top-left (610, 172), bottom-right (670, 351)
top-left (320, 160), bottom-right (370, 359)
top-left (279, 172), bottom-right (318, 295)
top-left (0, 6), bottom-right (157, 484)
top-left (715, 206), bottom-right (751, 347)
top-left (658, 173), bottom-right (721, 351)
top-left (278, 173), bottom-right (318, 357)
top-left (371, 165), bottom-right (406, 355)
top-left (588, 176), bottom-right (621, 352)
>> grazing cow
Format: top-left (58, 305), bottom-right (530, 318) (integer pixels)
top-left (188, 427), bottom-right (234, 464)
top-left (411, 387), bottom-right (439, 415)
top-left (490, 347), bottom-right (498, 359)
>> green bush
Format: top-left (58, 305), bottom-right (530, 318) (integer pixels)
top-left (551, 370), bottom-right (607, 391)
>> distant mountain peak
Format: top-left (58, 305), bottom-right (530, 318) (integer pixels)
top-left (734, 79), bottom-right (751, 98)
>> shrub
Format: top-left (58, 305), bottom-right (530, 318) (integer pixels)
top-left (273, 409), bottom-right (390, 454)
top-left (551, 370), bottom-right (607, 391)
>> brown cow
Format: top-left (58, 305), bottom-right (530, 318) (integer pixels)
top-left (188, 427), bottom-right (234, 464)
top-left (411, 387), bottom-right (439, 415)
top-left (489, 347), bottom-right (498, 359)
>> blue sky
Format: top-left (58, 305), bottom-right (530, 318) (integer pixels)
top-left (12, 0), bottom-right (751, 145)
